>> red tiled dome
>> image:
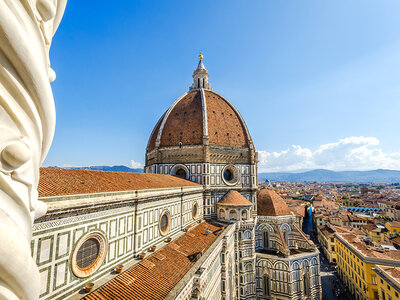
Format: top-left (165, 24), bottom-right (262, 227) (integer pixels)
top-left (257, 188), bottom-right (291, 217)
top-left (217, 190), bottom-right (252, 206)
top-left (146, 90), bottom-right (251, 151)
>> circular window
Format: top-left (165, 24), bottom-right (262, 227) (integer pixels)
top-left (221, 165), bottom-right (240, 185)
top-left (159, 210), bottom-right (171, 235)
top-left (192, 203), bottom-right (199, 219)
top-left (77, 238), bottom-right (100, 269)
top-left (224, 169), bottom-right (233, 181)
top-left (72, 232), bottom-right (107, 278)
top-left (170, 164), bottom-right (189, 180)
top-left (175, 168), bottom-right (187, 179)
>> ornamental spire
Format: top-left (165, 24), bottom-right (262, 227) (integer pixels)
top-left (189, 52), bottom-right (212, 91)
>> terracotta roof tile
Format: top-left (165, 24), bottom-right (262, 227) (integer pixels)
top-left (257, 188), bottom-right (291, 217)
top-left (338, 233), bottom-right (400, 261)
top-left (205, 91), bottom-right (248, 147)
top-left (82, 222), bottom-right (223, 300)
top-left (217, 190), bottom-right (252, 206)
top-left (160, 91), bottom-right (203, 147)
top-left (38, 168), bottom-right (200, 198)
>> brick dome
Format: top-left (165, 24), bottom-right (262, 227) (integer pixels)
top-left (257, 188), bottom-right (291, 217)
top-left (147, 90), bottom-right (252, 151)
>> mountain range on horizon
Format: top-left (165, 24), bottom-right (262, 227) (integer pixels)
top-left (47, 165), bottom-right (143, 173)
top-left (47, 166), bottom-right (400, 183)
top-left (259, 168), bottom-right (400, 183)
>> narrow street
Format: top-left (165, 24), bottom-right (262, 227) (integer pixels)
top-left (319, 251), bottom-right (353, 300)
top-left (302, 207), bottom-right (354, 300)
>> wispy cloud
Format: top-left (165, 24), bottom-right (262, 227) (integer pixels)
top-left (258, 136), bottom-right (400, 172)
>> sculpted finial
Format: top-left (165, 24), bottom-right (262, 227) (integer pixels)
top-left (0, 0), bottom-right (67, 299)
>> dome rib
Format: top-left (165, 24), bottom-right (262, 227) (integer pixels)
top-left (156, 92), bottom-right (189, 147)
top-left (147, 112), bottom-right (166, 152)
top-left (159, 91), bottom-right (203, 147)
top-left (200, 88), bottom-right (209, 139)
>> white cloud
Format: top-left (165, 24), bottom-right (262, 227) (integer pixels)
top-left (130, 160), bottom-right (143, 169)
top-left (258, 136), bottom-right (400, 172)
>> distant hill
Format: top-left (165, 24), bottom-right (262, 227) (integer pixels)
top-left (259, 169), bottom-right (400, 183)
top-left (48, 166), bottom-right (400, 183)
top-left (48, 165), bottom-right (143, 173)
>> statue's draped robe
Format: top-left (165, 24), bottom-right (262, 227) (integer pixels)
top-left (0, 1), bottom-right (66, 299)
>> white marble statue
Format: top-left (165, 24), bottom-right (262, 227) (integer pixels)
top-left (0, 1), bottom-right (66, 299)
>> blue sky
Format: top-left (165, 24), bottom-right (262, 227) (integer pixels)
top-left (45, 0), bottom-right (400, 172)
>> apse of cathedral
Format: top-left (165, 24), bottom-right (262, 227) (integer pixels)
top-left (31, 55), bottom-right (322, 300)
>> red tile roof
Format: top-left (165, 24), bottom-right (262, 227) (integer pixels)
top-left (83, 222), bottom-right (223, 300)
top-left (257, 188), bottom-right (291, 217)
top-left (205, 90), bottom-right (248, 147)
top-left (217, 190), bottom-right (252, 206)
top-left (38, 168), bottom-right (200, 198)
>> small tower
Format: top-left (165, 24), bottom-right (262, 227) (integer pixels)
top-left (189, 52), bottom-right (212, 91)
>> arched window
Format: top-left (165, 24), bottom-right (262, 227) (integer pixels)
top-left (219, 209), bottom-right (225, 219)
top-left (263, 275), bottom-right (270, 296)
top-left (245, 264), bottom-right (253, 272)
top-left (264, 231), bottom-right (269, 249)
top-left (229, 210), bottom-right (237, 220)
top-left (304, 274), bottom-right (310, 296)
top-left (202, 78), bottom-right (205, 87)
top-left (241, 210), bottom-right (248, 220)
top-left (244, 230), bottom-right (251, 239)
top-left (198, 78), bottom-right (200, 88)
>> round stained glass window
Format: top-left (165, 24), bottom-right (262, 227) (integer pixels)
top-left (222, 165), bottom-right (240, 185)
top-left (76, 238), bottom-right (100, 269)
top-left (159, 211), bottom-right (171, 235)
top-left (71, 232), bottom-right (107, 278)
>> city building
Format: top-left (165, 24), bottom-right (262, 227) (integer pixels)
top-left (373, 265), bottom-right (400, 300)
top-left (386, 221), bottom-right (400, 234)
top-left (335, 232), bottom-right (400, 300)
top-left (316, 226), bottom-right (337, 264)
top-left (31, 56), bottom-right (321, 300)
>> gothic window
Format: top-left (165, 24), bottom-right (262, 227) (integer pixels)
top-left (264, 231), bottom-right (269, 249)
top-left (304, 274), bottom-right (310, 296)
